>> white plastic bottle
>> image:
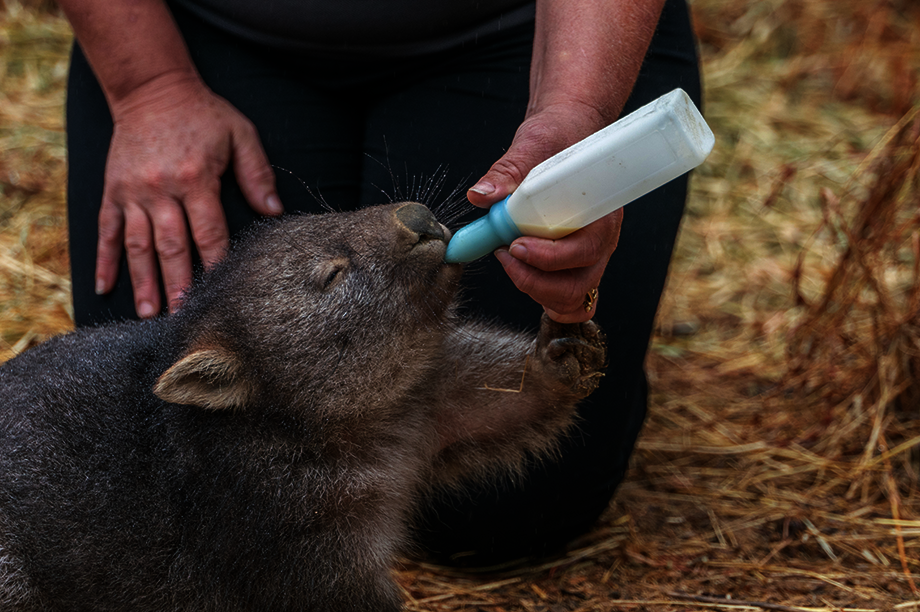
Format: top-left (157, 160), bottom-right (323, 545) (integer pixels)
top-left (444, 88), bottom-right (715, 263)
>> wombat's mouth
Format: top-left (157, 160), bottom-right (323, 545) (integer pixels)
top-left (412, 232), bottom-right (458, 275)
top-left (395, 203), bottom-right (455, 264)
top-left (413, 225), bottom-right (451, 249)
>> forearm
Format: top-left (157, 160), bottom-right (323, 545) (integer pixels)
top-left (474, 0), bottom-right (665, 322)
top-left (529, 0), bottom-right (666, 125)
top-left (58, 0), bottom-right (202, 118)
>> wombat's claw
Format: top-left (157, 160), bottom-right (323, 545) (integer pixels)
top-left (536, 314), bottom-right (607, 398)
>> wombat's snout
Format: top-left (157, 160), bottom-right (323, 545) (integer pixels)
top-left (394, 202), bottom-right (449, 246)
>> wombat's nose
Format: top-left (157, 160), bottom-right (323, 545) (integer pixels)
top-left (395, 203), bottom-right (447, 243)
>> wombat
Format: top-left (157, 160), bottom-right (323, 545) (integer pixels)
top-left (0, 202), bottom-right (606, 611)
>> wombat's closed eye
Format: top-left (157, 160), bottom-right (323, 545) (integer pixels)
top-left (316, 257), bottom-right (350, 291)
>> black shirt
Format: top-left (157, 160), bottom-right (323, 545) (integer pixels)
top-left (170, 0), bottom-right (536, 56)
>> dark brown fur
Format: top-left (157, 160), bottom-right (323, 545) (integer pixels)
top-left (0, 202), bottom-right (606, 611)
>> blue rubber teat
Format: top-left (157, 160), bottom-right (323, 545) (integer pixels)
top-left (444, 197), bottom-right (523, 263)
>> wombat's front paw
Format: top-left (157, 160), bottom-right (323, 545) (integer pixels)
top-left (535, 313), bottom-right (607, 398)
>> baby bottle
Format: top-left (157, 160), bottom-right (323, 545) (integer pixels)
top-left (444, 88), bottom-right (715, 263)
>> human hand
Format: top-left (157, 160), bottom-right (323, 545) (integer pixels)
top-left (467, 103), bottom-right (623, 323)
top-left (96, 72), bottom-right (282, 318)
top-left (494, 214), bottom-right (622, 324)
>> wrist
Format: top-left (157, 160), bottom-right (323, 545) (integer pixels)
top-left (516, 102), bottom-right (610, 158)
top-left (108, 69), bottom-right (209, 124)
top-left (529, 0), bottom-right (665, 126)
top-left (525, 99), bottom-right (608, 131)
top-left (58, 0), bottom-right (205, 122)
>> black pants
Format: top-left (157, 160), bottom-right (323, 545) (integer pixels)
top-left (66, 0), bottom-right (701, 565)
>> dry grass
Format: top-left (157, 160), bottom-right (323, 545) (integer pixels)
top-left (2, 0), bottom-right (920, 609)
top-left (0, 1), bottom-right (71, 360)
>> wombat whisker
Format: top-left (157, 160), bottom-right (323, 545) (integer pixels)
top-left (369, 181), bottom-right (396, 204)
top-left (271, 165), bottom-right (337, 213)
top-left (414, 165), bottom-right (451, 206)
top-left (363, 141), bottom-right (406, 204)
top-left (362, 150), bottom-right (465, 216)
top-left (404, 164), bottom-right (420, 203)
top-left (431, 187), bottom-right (476, 229)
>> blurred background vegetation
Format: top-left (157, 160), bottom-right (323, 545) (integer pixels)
top-left (1, 0), bottom-right (919, 608)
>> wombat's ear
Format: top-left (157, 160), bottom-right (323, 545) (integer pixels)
top-left (153, 348), bottom-right (254, 410)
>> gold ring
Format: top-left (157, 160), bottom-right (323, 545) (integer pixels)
top-left (583, 287), bottom-right (598, 313)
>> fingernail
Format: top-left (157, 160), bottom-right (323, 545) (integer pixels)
top-left (137, 301), bottom-right (157, 319)
top-left (468, 181), bottom-right (495, 196)
top-left (95, 278), bottom-right (106, 295)
top-left (266, 194), bottom-right (284, 215)
top-left (509, 243), bottom-right (528, 261)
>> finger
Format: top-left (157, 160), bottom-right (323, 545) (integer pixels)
top-left (122, 205), bottom-right (162, 319)
top-left (495, 248), bottom-right (605, 317)
top-left (508, 210), bottom-right (623, 272)
top-left (467, 156), bottom-right (527, 208)
top-left (95, 199), bottom-right (126, 296)
top-left (184, 186), bottom-right (230, 269)
top-left (543, 292), bottom-right (600, 324)
top-left (230, 118), bottom-right (283, 216)
top-left (147, 201), bottom-right (194, 313)
top-left (467, 122), bottom-right (560, 208)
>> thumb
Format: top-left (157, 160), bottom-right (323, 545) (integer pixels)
top-left (469, 106), bottom-right (610, 209)
top-left (231, 119), bottom-right (284, 216)
top-left (468, 119), bottom-right (564, 209)
top-left (467, 117), bottom-right (573, 209)
top-left (467, 152), bottom-right (531, 209)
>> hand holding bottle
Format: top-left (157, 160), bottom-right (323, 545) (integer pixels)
top-left (457, 89), bottom-right (715, 323)
top-left (466, 103), bottom-right (621, 323)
